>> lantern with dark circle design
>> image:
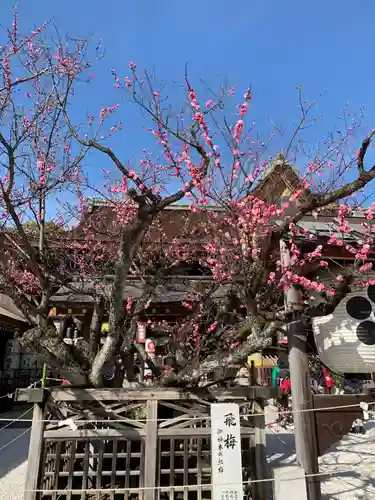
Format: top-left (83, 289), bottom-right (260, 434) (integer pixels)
top-left (312, 284), bottom-right (375, 373)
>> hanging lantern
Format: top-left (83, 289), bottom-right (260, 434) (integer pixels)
top-left (145, 338), bottom-right (155, 359)
top-left (136, 323), bottom-right (146, 343)
top-left (143, 339), bottom-right (156, 382)
top-left (312, 284), bottom-right (375, 373)
top-left (144, 363), bottom-right (153, 380)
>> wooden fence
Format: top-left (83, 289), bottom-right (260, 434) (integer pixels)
top-left (15, 386), bottom-right (274, 500)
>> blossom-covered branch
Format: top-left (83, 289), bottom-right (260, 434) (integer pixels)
top-left (1, 10), bottom-right (375, 388)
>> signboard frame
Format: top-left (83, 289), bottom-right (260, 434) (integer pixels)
top-left (211, 403), bottom-right (243, 500)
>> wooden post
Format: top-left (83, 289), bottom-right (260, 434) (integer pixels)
top-left (253, 400), bottom-right (272, 499)
top-left (144, 400), bottom-right (158, 500)
top-left (288, 321), bottom-right (320, 499)
top-left (280, 239), bottom-right (321, 500)
top-left (24, 402), bottom-right (45, 500)
top-left (250, 360), bottom-right (256, 385)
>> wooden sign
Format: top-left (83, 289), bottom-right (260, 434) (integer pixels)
top-left (211, 403), bottom-right (243, 500)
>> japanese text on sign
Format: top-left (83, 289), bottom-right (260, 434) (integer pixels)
top-left (211, 403), bottom-right (243, 500)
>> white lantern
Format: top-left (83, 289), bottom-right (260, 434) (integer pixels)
top-left (145, 338), bottom-right (155, 359)
top-left (136, 323), bottom-right (146, 343)
top-left (144, 363), bottom-right (153, 380)
top-left (312, 284), bottom-right (375, 373)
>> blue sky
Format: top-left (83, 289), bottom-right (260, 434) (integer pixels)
top-left (2, 0), bottom-right (375, 211)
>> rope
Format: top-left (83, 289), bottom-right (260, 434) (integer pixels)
top-left (0, 378), bottom-right (41, 402)
top-left (0, 398), bottom-right (371, 424)
top-left (0, 405), bottom-right (35, 454)
top-left (0, 427), bottom-right (30, 453)
top-left (0, 406), bottom-right (32, 434)
top-left (23, 466), bottom-right (375, 494)
top-left (0, 392), bottom-right (14, 400)
top-left (0, 381), bottom-right (369, 494)
top-left (0, 415), bottom-right (370, 494)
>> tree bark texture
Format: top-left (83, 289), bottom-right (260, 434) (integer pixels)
top-left (19, 325), bottom-right (89, 385)
top-left (90, 210), bottom-right (153, 386)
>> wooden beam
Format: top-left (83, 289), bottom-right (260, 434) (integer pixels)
top-left (43, 424), bottom-right (255, 439)
top-left (44, 428), bottom-right (145, 440)
top-left (15, 386), bottom-right (275, 402)
top-left (158, 427), bottom-right (255, 437)
top-left (312, 394), bottom-right (375, 409)
top-left (15, 388), bottom-right (45, 403)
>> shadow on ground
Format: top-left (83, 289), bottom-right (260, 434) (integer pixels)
top-left (0, 406), bottom-right (31, 481)
top-left (265, 419), bottom-right (375, 499)
top-left (266, 430), bottom-right (297, 467)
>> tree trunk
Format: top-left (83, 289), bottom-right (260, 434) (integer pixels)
top-left (19, 324), bottom-right (89, 385)
top-left (90, 212), bottom-right (152, 386)
top-left (174, 320), bottom-right (277, 384)
top-left (89, 298), bottom-right (105, 360)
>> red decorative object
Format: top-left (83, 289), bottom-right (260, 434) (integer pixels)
top-left (145, 338), bottom-right (155, 354)
top-left (280, 378), bottom-right (291, 393)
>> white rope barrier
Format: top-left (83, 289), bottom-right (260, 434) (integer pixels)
top-left (0, 407), bottom-right (33, 434)
top-left (0, 398), bottom-right (370, 424)
top-left (0, 378), bottom-right (42, 401)
top-left (0, 379), bottom-right (371, 495)
top-left (0, 427), bottom-right (30, 453)
top-left (22, 466), bottom-right (375, 494)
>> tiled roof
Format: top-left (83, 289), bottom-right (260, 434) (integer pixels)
top-left (282, 213), bottom-right (367, 241)
top-left (50, 279), bottom-right (233, 304)
top-left (0, 294), bottom-right (26, 323)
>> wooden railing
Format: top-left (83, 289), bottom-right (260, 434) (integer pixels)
top-left (16, 386), bottom-right (274, 500)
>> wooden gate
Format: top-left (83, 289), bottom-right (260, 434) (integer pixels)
top-left (16, 386), bottom-right (273, 500)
